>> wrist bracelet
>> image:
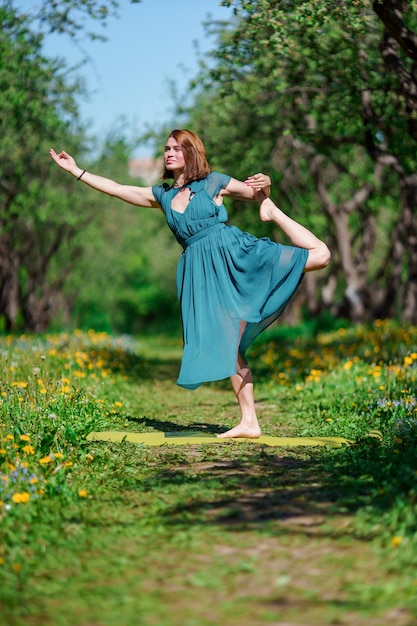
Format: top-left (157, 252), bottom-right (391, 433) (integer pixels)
top-left (77, 170), bottom-right (86, 181)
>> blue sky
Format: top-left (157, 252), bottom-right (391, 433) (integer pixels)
top-left (42, 1), bottom-right (233, 155)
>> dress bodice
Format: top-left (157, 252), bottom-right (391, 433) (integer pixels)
top-left (152, 172), bottom-right (231, 247)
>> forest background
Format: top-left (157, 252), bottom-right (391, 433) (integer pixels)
top-left (1, 0), bottom-right (417, 335)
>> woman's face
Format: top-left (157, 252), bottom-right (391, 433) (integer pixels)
top-left (164, 136), bottom-right (186, 171)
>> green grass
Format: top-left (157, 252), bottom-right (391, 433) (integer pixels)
top-left (1, 321), bottom-right (417, 625)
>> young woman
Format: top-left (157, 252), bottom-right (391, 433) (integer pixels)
top-left (50, 129), bottom-right (330, 438)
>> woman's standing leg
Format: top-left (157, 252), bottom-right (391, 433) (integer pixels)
top-left (218, 322), bottom-right (261, 439)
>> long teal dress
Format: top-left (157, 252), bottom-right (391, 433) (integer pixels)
top-left (152, 172), bottom-right (308, 390)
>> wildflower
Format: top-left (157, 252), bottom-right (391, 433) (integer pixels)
top-left (22, 445), bottom-right (35, 455)
top-left (20, 434), bottom-right (30, 441)
top-left (55, 452), bottom-right (64, 459)
top-left (12, 563), bottom-right (22, 572)
top-left (11, 492), bottom-right (30, 504)
top-left (29, 476), bottom-right (38, 484)
top-left (85, 454), bottom-right (94, 461)
top-left (391, 536), bottom-right (403, 548)
top-left (39, 456), bottom-right (53, 465)
top-left (11, 382), bottom-right (27, 388)
top-left (78, 489), bottom-right (88, 498)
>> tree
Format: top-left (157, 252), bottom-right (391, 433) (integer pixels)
top-left (0, 0), bottom-right (142, 332)
top-left (63, 132), bottom-right (180, 334)
top-left (183, 0), bottom-right (417, 322)
top-left (0, 6), bottom-right (90, 330)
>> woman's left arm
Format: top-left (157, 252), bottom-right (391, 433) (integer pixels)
top-left (222, 173), bottom-right (271, 201)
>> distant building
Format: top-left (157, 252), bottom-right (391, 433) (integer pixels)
top-left (128, 157), bottom-right (163, 185)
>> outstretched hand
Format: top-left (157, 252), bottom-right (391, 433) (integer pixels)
top-left (49, 149), bottom-right (77, 174)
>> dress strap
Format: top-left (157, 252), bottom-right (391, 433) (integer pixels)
top-left (182, 223), bottom-right (225, 249)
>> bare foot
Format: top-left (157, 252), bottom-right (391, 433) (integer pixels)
top-left (217, 424), bottom-right (261, 439)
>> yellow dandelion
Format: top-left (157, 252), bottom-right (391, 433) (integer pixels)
top-left (391, 536), bottom-right (403, 548)
top-left (114, 401), bottom-right (123, 407)
top-left (64, 461), bottom-right (73, 467)
top-left (11, 382), bottom-right (27, 388)
top-left (22, 445), bottom-right (35, 455)
top-left (61, 385), bottom-right (71, 393)
top-left (20, 434), bottom-right (30, 441)
top-left (6, 434), bottom-right (13, 440)
top-left (12, 492), bottom-right (30, 504)
top-left (78, 489), bottom-right (88, 498)
top-left (54, 452), bottom-right (64, 459)
top-left (29, 476), bottom-right (38, 484)
top-left (39, 456), bottom-right (53, 465)
top-left (73, 371), bottom-right (87, 378)
top-left (85, 454), bottom-right (94, 461)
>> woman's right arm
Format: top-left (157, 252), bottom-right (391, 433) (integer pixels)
top-left (49, 149), bottom-right (160, 209)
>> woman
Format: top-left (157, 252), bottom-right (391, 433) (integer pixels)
top-left (50, 129), bottom-right (330, 438)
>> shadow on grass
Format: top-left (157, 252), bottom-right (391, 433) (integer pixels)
top-left (127, 414), bottom-right (227, 434)
top-left (95, 444), bottom-right (376, 537)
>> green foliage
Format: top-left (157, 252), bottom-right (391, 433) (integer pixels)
top-left (0, 6), bottom-right (94, 330)
top-left (57, 133), bottom-right (180, 334)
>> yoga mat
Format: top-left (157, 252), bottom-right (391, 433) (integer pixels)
top-left (86, 430), bottom-right (353, 448)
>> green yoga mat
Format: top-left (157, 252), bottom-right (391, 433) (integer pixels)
top-left (86, 430), bottom-right (353, 448)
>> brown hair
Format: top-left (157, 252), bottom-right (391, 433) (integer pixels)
top-left (162, 129), bottom-right (211, 183)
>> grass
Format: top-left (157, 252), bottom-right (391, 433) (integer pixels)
top-left (1, 320), bottom-right (417, 625)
